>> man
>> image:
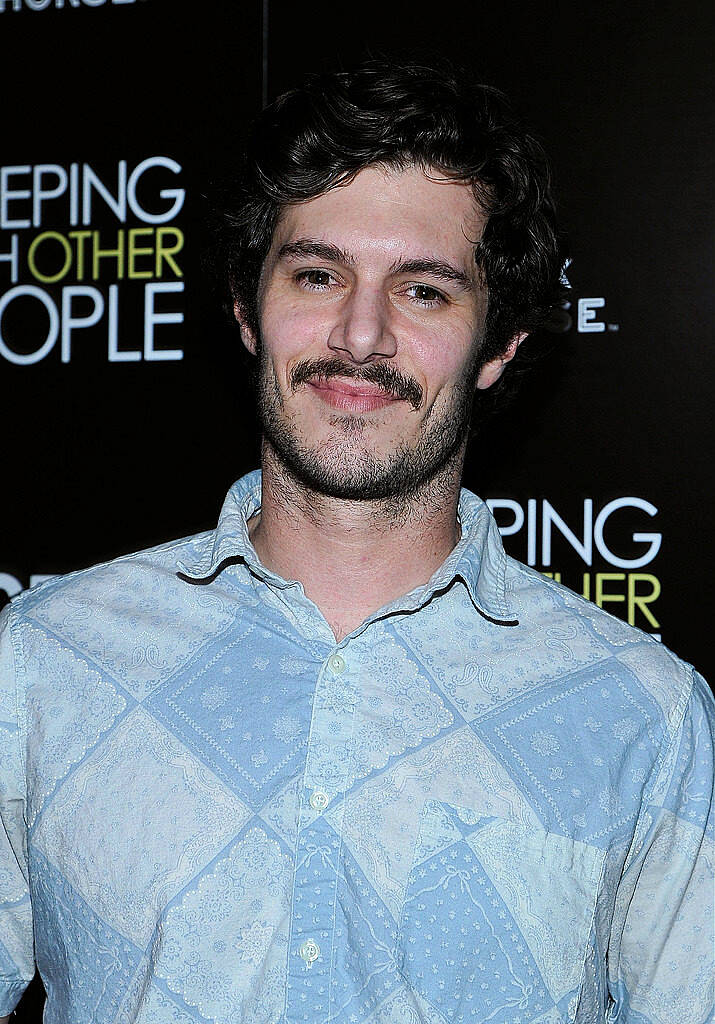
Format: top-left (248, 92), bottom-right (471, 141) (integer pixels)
top-left (1, 62), bottom-right (713, 1024)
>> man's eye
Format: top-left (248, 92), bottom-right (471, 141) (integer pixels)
top-left (406, 284), bottom-right (445, 306)
top-left (296, 269), bottom-right (334, 289)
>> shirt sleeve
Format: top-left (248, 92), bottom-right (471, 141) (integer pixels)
top-left (0, 603), bottom-right (35, 1016)
top-left (607, 668), bottom-right (715, 1024)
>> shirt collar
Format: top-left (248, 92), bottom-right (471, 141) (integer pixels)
top-left (176, 470), bottom-right (518, 626)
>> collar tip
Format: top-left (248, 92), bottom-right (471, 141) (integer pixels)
top-left (480, 606), bottom-right (520, 627)
top-left (176, 559), bottom-right (209, 581)
top-left (500, 609), bottom-right (520, 626)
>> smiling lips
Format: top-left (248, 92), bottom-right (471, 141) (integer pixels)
top-left (307, 377), bottom-right (401, 412)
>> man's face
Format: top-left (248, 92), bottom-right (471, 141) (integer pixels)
top-left (239, 163), bottom-right (514, 501)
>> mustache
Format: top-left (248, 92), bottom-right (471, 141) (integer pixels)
top-left (290, 358), bottom-right (423, 410)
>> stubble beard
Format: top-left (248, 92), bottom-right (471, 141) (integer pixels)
top-left (255, 342), bottom-right (483, 504)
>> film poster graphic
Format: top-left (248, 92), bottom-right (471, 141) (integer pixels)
top-left (488, 496), bottom-right (662, 639)
top-left (0, 158), bottom-right (185, 367)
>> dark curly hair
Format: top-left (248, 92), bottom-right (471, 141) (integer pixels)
top-left (212, 59), bottom-right (567, 404)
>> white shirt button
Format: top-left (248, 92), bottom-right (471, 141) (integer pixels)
top-left (309, 790), bottom-right (329, 811)
top-left (328, 653), bottom-right (346, 674)
top-left (299, 938), bottom-right (320, 966)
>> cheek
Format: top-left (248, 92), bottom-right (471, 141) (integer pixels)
top-left (409, 326), bottom-right (478, 396)
top-left (261, 294), bottom-right (332, 361)
top-left (259, 304), bottom-right (338, 394)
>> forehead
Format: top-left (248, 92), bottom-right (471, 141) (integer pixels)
top-left (270, 163), bottom-right (485, 269)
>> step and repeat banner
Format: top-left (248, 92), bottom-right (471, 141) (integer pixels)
top-left (2, 0), bottom-right (711, 1017)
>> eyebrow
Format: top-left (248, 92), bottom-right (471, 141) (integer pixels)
top-left (277, 239), bottom-right (474, 291)
top-left (389, 257), bottom-right (474, 292)
top-left (277, 240), bottom-right (356, 266)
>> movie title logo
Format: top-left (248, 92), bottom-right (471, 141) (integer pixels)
top-left (0, 572), bottom-right (53, 601)
top-left (0, 157), bottom-right (184, 364)
top-left (0, 0), bottom-right (139, 11)
top-left (550, 260), bottom-right (619, 334)
top-left (488, 496), bottom-right (661, 636)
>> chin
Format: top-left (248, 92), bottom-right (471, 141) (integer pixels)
top-left (275, 432), bottom-right (459, 502)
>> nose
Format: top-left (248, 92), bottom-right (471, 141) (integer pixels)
top-left (327, 284), bottom-right (397, 364)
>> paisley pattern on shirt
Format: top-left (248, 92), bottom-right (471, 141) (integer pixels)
top-left (0, 470), bottom-right (713, 1024)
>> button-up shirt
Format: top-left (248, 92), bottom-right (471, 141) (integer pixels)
top-left (1, 470), bottom-right (713, 1024)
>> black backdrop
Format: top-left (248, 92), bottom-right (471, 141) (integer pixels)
top-left (1, 1), bottom-right (712, 1017)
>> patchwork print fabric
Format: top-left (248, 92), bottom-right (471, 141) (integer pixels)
top-left (1, 471), bottom-right (713, 1023)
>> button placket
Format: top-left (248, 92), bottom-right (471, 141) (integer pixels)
top-left (286, 649), bottom-right (357, 1021)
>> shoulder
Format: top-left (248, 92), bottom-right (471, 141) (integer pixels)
top-left (10, 529), bottom-right (213, 622)
top-left (4, 529), bottom-right (241, 702)
top-left (503, 555), bottom-right (700, 730)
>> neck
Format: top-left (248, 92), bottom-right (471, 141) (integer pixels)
top-left (249, 441), bottom-right (465, 642)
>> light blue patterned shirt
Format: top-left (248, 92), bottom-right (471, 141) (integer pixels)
top-left (1, 470), bottom-right (713, 1024)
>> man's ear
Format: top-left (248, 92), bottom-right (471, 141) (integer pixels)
top-left (475, 331), bottom-right (528, 390)
top-left (233, 299), bottom-right (258, 355)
